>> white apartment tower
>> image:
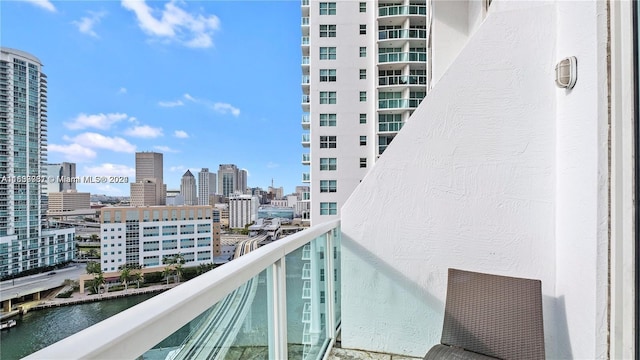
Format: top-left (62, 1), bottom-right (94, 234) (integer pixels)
top-left (198, 168), bottom-right (216, 205)
top-left (302, 0), bottom-right (428, 224)
top-left (181, 170), bottom-right (198, 206)
top-left (0, 48), bottom-right (75, 276)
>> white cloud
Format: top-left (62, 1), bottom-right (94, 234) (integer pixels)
top-left (94, 184), bottom-right (127, 195)
top-left (213, 102), bottom-right (240, 117)
top-left (153, 145), bottom-right (179, 153)
top-left (67, 132), bottom-right (136, 153)
top-left (121, 0), bottom-right (220, 48)
top-left (118, 87), bottom-right (127, 94)
top-left (65, 113), bottom-right (129, 130)
top-left (266, 162), bottom-right (279, 169)
top-left (174, 130), bottom-right (189, 138)
top-left (124, 125), bottom-right (163, 138)
top-left (169, 165), bottom-right (185, 172)
top-left (21, 0), bottom-right (56, 12)
top-left (82, 163), bottom-right (135, 177)
top-left (48, 143), bottom-right (96, 162)
top-left (158, 99), bottom-right (184, 107)
top-left (181, 93), bottom-right (240, 117)
top-left (72, 11), bottom-right (106, 38)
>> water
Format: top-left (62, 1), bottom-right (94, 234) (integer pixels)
top-left (0, 293), bottom-right (158, 360)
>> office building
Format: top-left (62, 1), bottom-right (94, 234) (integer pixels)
top-left (99, 205), bottom-right (221, 272)
top-left (47, 191), bottom-right (90, 213)
top-left (180, 170), bottom-right (197, 206)
top-left (301, 0), bottom-right (428, 224)
top-left (218, 164), bottom-right (239, 198)
top-left (198, 168), bottom-right (216, 205)
top-left (0, 47), bottom-right (75, 276)
top-left (45, 162), bottom-right (76, 194)
top-left (228, 193), bottom-right (259, 229)
top-left (130, 152), bottom-right (166, 206)
top-left (238, 169), bottom-right (247, 194)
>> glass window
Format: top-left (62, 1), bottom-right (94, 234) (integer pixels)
top-left (359, 47), bottom-right (367, 57)
top-left (320, 47), bottom-right (337, 60)
top-left (320, 113), bottom-right (337, 126)
top-left (320, 136), bottom-right (337, 148)
top-left (320, 69), bottom-right (337, 82)
top-left (360, 113), bottom-right (367, 124)
top-left (320, 202), bottom-right (338, 215)
top-left (360, 24), bottom-right (366, 35)
top-left (320, 158), bottom-right (337, 170)
top-left (359, 2), bottom-right (366, 12)
top-left (359, 69), bottom-right (366, 79)
top-left (360, 136), bottom-right (367, 146)
top-left (320, 24), bottom-right (337, 37)
top-left (359, 91), bottom-right (367, 102)
top-left (319, 91), bottom-right (337, 104)
top-left (360, 158), bottom-right (367, 168)
top-left (320, 180), bottom-right (337, 193)
top-left (319, 2), bottom-right (336, 15)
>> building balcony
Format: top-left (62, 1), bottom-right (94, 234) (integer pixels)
top-left (378, 5), bottom-right (427, 17)
top-left (301, 133), bottom-right (310, 147)
top-left (378, 98), bottom-right (422, 110)
top-left (301, 113), bottom-right (310, 129)
top-left (302, 172), bottom-right (310, 183)
top-left (301, 0), bottom-right (309, 6)
top-left (378, 52), bottom-right (426, 63)
top-left (302, 95), bottom-right (310, 111)
top-left (301, 17), bottom-right (309, 26)
top-left (302, 153), bottom-right (310, 165)
top-left (301, 36), bottom-right (310, 46)
top-left (378, 28), bottom-right (427, 41)
top-left (302, 75), bottom-right (310, 86)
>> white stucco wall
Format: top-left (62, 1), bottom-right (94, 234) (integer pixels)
top-left (340, 2), bottom-right (608, 358)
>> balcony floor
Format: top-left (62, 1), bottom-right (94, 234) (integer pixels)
top-left (328, 347), bottom-right (422, 360)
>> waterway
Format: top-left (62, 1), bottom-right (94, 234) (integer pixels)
top-left (0, 293), bottom-right (158, 360)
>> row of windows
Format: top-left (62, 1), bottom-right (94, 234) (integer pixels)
top-left (318, 68), bottom-right (367, 81)
top-left (318, 135), bottom-right (367, 147)
top-left (319, 2), bottom-right (367, 15)
top-left (319, 47), bottom-right (367, 59)
top-left (319, 157), bottom-right (367, 170)
top-left (318, 24), bottom-right (366, 36)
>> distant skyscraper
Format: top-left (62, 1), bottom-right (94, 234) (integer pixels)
top-left (45, 162), bottom-right (76, 194)
top-left (238, 169), bottom-right (247, 194)
top-left (131, 152), bottom-right (166, 206)
top-left (181, 170), bottom-right (197, 206)
top-left (0, 47), bottom-right (75, 276)
top-left (198, 168), bottom-right (216, 205)
top-left (218, 164), bottom-right (239, 198)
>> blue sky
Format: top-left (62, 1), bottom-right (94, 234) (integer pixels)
top-left (2, 0), bottom-right (304, 196)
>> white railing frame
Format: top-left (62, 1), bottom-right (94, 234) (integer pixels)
top-left (25, 219), bottom-right (341, 360)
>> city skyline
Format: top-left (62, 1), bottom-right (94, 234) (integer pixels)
top-left (1, 0), bottom-right (304, 195)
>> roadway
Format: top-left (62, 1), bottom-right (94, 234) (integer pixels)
top-left (0, 264), bottom-right (86, 302)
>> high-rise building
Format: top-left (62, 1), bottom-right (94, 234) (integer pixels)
top-left (180, 170), bottom-right (197, 206)
top-left (0, 48), bottom-right (75, 276)
top-left (228, 193), bottom-right (259, 229)
top-left (131, 152), bottom-right (166, 206)
top-left (238, 169), bottom-right (247, 194)
top-left (218, 164), bottom-right (239, 198)
top-left (301, 0), bottom-right (428, 224)
top-left (45, 162), bottom-right (76, 194)
top-left (198, 168), bottom-right (216, 205)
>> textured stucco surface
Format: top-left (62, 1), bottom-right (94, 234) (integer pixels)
top-left (340, 2), bottom-right (608, 359)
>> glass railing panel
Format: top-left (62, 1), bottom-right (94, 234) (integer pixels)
top-left (286, 236), bottom-right (329, 360)
top-left (302, 56), bottom-right (310, 65)
top-left (142, 270), bottom-right (269, 360)
top-left (332, 226), bottom-right (341, 326)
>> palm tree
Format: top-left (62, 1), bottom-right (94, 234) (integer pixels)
top-left (120, 267), bottom-right (131, 291)
top-left (162, 266), bottom-right (173, 285)
top-left (91, 272), bottom-right (105, 294)
top-left (134, 272), bottom-right (144, 288)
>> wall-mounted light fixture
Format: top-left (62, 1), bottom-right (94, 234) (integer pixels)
top-left (555, 56), bottom-right (577, 89)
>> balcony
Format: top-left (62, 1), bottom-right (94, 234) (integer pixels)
top-left (302, 153), bottom-right (310, 165)
top-left (379, 75), bottom-right (427, 86)
top-left (301, 75), bottom-right (310, 87)
top-left (301, 113), bottom-right (310, 129)
top-left (301, 17), bottom-right (309, 26)
top-left (378, 52), bottom-right (426, 63)
top-left (301, 95), bottom-right (310, 111)
top-left (302, 56), bottom-right (310, 67)
top-left (378, 98), bottom-right (422, 109)
top-left (302, 172), bottom-right (310, 183)
top-left (301, 36), bottom-right (310, 46)
top-left (301, 133), bottom-right (310, 147)
top-left (378, 28), bottom-right (427, 41)
top-left (378, 5), bottom-right (427, 17)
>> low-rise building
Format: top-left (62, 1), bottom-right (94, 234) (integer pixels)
top-left (47, 190), bottom-right (90, 213)
top-left (228, 193), bottom-right (259, 229)
top-left (99, 206), bottom-right (220, 272)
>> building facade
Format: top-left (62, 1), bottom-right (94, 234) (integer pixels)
top-left (217, 164), bottom-right (238, 198)
top-left (0, 47), bottom-right (75, 276)
top-left (301, 0), bottom-right (428, 224)
top-left (130, 152), bottom-right (166, 206)
top-left (45, 162), bottom-right (76, 194)
top-left (180, 170), bottom-right (197, 206)
top-left (228, 194), bottom-right (259, 229)
top-left (47, 191), bottom-right (90, 213)
top-left (197, 168), bottom-right (216, 205)
top-left (99, 206), bottom-right (221, 272)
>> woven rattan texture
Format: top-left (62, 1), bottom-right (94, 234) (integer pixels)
top-left (440, 268), bottom-right (545, 360)
top-left (424, 344), bottom-right (499, 360)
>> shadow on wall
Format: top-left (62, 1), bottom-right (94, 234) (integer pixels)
top-left (546, 295), bottom-right (573, 359)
